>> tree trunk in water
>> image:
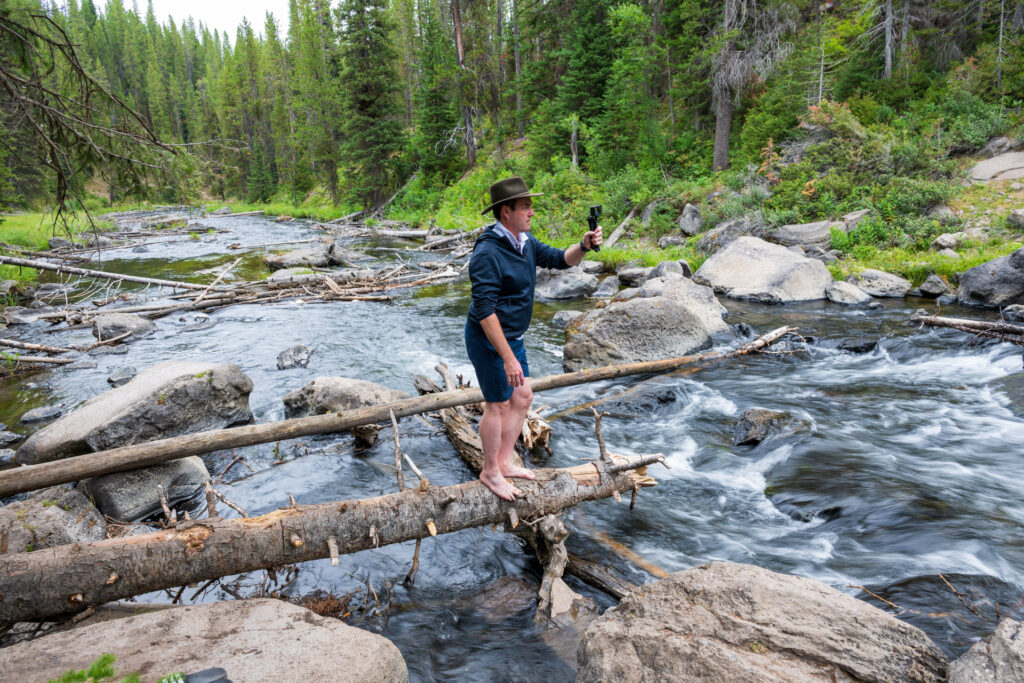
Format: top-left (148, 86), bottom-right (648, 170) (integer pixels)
top-left (712, 88), bottom-right (733, 172)
top-left (0, 461), bottom-right (657, 624)
top-left (0, 326), bottom-right (794, 498)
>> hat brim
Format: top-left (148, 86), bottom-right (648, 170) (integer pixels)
top-left (481, 191), bottom-right (544, 215)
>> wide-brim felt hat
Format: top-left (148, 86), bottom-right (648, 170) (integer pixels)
top-left (481, 176), bottom-right (543, 215)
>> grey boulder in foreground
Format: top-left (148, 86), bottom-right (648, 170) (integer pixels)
top-left (0, 599), bottom-right (408, 683)
top-left (948, 618), bottom-right (1024, 683)
top-left (957, 246), bottom-right (1024, 309)
top-left (577, 561), bottom-right (948, 682)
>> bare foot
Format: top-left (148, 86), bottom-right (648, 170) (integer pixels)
top-left (501, 465), bottom-right (535, 480)
top-left (480, 470), bottom-right (521, 501)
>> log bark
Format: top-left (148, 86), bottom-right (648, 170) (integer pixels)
top-left (0, 326), bottom-right (793, 498)
top-left (913, 314), bottom-right (1024, 343)
top-left (601, 205), bottom-right (641, 251)
top-left (2, 355), bottom-right (75, 365)
top-left (0, 339), bottom-right (73, 354)
top-left (0, 460), bottom-right (656, 624)
top-left (0, 255), bottom-right (218, 292)
top-left (417, 226), bottom-right (484, 251)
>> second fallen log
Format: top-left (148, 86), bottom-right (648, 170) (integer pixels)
top-left (0, 459), bottom-right (657, 624)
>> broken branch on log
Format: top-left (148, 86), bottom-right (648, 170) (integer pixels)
top-left (0, 327), bottom-right (793, 497)
top-left (0, 460), bottom-right (658, 623)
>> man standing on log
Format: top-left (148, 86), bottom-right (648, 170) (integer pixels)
top-left (466, 177), bottom-right (602, 500)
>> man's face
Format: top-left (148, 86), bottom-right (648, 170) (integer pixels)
top-left (502, 198), bottom-right (534, 235)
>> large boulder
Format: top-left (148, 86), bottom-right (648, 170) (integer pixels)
top-left (971, 152), bottom-right (1024, 182)
top-left (846, 269), bottom-right (913, 297)
top-left (577, 561), bottom-right (948, 683)
top-left (0, 599), bottom-right (408, 683)
top-left (264, 243), bottom-right (333, 270)
top-left (948, 618), bottom-right (1024, 683)
top-left (535, 267), bottom-right (599, 300)
top-left (591, 276), bottom-right (620, 299)
top-left (617, 266), bottom-right (653, 287)
top-left (768, 220), bottom-right (844, 249)
top-left (0, 485), bottom-right (106, 553)
top-left (677, 203), bottom-right (703, 235)
top-left (16, 361), bottom-right (254, 465)
top-left (563, 274), bottom-right (728, 372)
top-left (957, 247), bottom-right (1024, 308)
top-left (696, 216), bottom-right (759, 253)
top-left (92, 313), bottom-right (156, 342)
top-left (693, 236), bottom-right (833, 303)
top-left (81, 456), bottom-right (209, 522)
top-left (283, 377), bottom-right (409, 446)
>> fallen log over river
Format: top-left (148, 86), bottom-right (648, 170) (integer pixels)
top-left (0, 459), bottom-right (658, 624)
top-left (0, 255), bottom-right (218, 292)
top-left (0, 326), bottom-right (793, 498)
top-left (913, 313), bottom-right (1024, 345)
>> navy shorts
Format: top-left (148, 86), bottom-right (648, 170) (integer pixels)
top-left (465, 320), bottom-right (530, 403)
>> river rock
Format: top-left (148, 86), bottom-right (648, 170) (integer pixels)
top-left (16, 361), bottom-right (254, 465)
top-left (20, 404), bottom-right (63, 423)
top-left (92, 312), bottom-right (156, 342)
top-left (1008, 209), bottom-right (1024, 230)
top-left (0, 484), bottom-right (106, 553)
top-left (846, 269), bottom-right (912, 297)
top-left (132, 245), bottom-right (149, 253)
top-left (47, 236), bottom-right (76, 250)
top-left (277, 345), bottom-right (314, 370)
top-left (931, 232), bottom-right (964, 250)
top-left (81, 456), bottom-right (209, 522)
top-left (0, 430), bottom-right (22, 446)
top-left (916, 274), bottom-right (951, 298)
top-left (948, 618), bottom-right (1024, 682)
top-left (264, 243), bottom-right (332, 270)
top-left (693, 236), bottom-right (833, 303)
top-left (971, 152), bottom-right (1024, 182)
top-left (843, 208), bottom-right (871, 230)
top-left (535, 267), bottom-right (599, 300)
top-left (592, 276), bottom-right (620, 299)
top-left (81, 233), bottom-right (114, 247)
top-left (838, 338), bottom-right (878, 353)
top-left (1003, 304), bottom-right (1024, 323)
top-left (90, 344), bottom-right (129, 355)
top-left (957, 247), bottom-right (1024, 308)
top-left (677, 203), bottom-right (703, 235)
top-left (3, 306), bottom-right (38, 325)
top-left (69, 359), bottom-right (98, 369)
top-left (563, 274), bottom-right (728, 371)
top-left (769, 219), bottom-right (844, 249)
top-left (647, 260), bottom-right (684, 280)
top-left (0, 448), bottom-right (14, 466)
top-left (552, 310), bottom-right (585, 330)
top-left (617, 266), bottom-right (653, 287)
top-left (732, 409), bottom-right (793, 446)
top-left (576, 561), bottom-right (948, 683)
top-left (268, 266), bottom-right (315, 281)
top-left (580, 260), bottom-right (605, 275)
top-left (329, 241), bottom-right (363, 267)
top-left (283, 377), bottom-right (409, 446)
top-left (696, 216), bottom-right (759, 253)
top-left (107, 366), bottom-right (137, 387)
top-left (0, 598), bottom-right (408, 683)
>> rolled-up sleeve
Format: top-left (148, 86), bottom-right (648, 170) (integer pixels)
top-left (468, 250), bottom-right (501, 322)
top-left (531, 235), bottom-right (569, 270)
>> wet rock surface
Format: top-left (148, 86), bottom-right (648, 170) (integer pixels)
top-left (577, 561), bottom-right (948, 683)
top-left (107, 366), bottom-right (138, 387)
top-left (81, 455), bottom-right (210, 522)
top-left (20, 404), bottom-right (63, 423)
top-left (283, 376), bottom-right (409, 446)
top-left (732, 408), bottom-right (794, 446)
top-left (948, 618), bottom-right (1024, 682)
top-left (92, 312), bottom-right (156, 342)
top-left (277, 345), bottom-right (314, 370)
top-left (0, 485), bottom-right (106, 553)
top-left (16, 361), bottom-right (254, 465)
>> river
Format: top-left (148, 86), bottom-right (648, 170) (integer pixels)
top-left (3, 213), bottom-right (1022, 681)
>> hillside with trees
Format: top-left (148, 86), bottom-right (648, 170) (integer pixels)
top-left (1, 0), bottom-right (1023, 278)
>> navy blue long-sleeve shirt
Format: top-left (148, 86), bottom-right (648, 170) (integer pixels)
top-left (467, 225), bottom-right (570, 339)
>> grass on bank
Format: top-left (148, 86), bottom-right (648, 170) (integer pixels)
top-left (0, 212), bottom-right (118, 283)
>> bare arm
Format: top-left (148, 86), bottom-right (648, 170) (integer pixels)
top-left (479, 313), bottom-right (524, 388)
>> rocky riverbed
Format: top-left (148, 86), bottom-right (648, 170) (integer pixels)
top-left (1, 209), bottom-right (1023, 681)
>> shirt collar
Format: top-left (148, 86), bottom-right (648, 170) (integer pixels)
top-left (494, 221), bottom-right (528, 253)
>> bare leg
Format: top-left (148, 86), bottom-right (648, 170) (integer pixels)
top-left (479, 399), bottom-right (522, 500)
top-left (499, 380), bottom-right (535, 480)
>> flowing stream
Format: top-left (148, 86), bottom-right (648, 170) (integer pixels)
top-left (3, 213), bottom-right (1023, 680)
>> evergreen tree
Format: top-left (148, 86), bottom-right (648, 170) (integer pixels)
top-left (335, 0), bottom-right (407, 206)
top-left (414, 0), bottom-right (461, 181)
top-left (246, 143), bottom-right (275, 203)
